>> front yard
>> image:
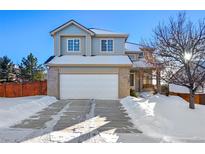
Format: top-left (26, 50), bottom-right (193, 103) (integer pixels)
top-left (0, 96), bottom-right (57, 128)
top-left (121, 94), bottom-right (205, 142)
top-left (0, 94), bottom-right (205, 142)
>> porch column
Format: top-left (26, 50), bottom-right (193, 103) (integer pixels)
top-left (156, 67), bottom-right (161, 93)
top-left (139, 70), bottom-right (143, 92)
top-left (135, 71), bottom-right (140, 92)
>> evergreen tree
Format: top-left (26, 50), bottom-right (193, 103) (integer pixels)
top-left (0, 56), bottom-right (15, 82)
top-left (19, 53), bottom-right (45, 82)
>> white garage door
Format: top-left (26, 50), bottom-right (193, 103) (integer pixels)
top-left (60, 74), bottom-right (118, 100)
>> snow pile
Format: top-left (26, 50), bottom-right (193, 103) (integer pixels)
top-left (0, 96), bottom-right (57, 128)
top-left (140, 92), bottom-right (153, 98)
top-left (121, 95), bottom-right (205, 141)
top-left (170, 84), bottom-right (205, 94)
top-left (169, 84), bottom-right (189, 93)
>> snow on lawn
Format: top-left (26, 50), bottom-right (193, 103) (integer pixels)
top-left (121, 94), bottom-right (205, 141)
top-left (169, 84), bottom-right (189, 93)
top-left (0, 96), bottom-right (57, 128)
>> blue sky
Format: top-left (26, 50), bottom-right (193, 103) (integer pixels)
top-left (0, 10), bottom-right (204, 64)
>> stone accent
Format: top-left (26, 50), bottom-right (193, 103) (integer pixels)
top-left (47, 67), bottom-right (59, 98)
top-left (59, 66), bottom-right (118, 74)
top-left (119, 67), bottom-right (130, 98)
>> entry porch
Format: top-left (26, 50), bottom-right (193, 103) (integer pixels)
top-left (129, 62), bottom-right (161, 92)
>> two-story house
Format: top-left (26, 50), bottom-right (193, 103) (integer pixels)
top-left (45, 20), bottom-right (159, 100)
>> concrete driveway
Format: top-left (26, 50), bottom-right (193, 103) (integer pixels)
top-left (3, 99), bottom-right (159, 143)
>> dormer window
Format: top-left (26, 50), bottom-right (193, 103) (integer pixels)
top-left (101, 40), bottom-right (113, 52)
top-left (67, 38), bottom-right (80, 52)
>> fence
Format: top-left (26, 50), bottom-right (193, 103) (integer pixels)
top-left (0, 81), bottom-right (47, 97)
top-left (170, 92), bottom-right (205, 105)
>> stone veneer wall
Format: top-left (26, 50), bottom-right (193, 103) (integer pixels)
top-left (119, 67), bottom-right (130, 98)
top-left (47, 67), bottom-right (59, 98)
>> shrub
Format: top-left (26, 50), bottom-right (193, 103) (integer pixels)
top-left (152, 88), bottom-right (158, 95)
top-left (130, 89), bottom-right (138, 97)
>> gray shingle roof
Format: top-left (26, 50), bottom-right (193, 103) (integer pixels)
top-left (89, 28), bottom-right (127, 35)
top-left (125, 42), bottom-right (142, 52)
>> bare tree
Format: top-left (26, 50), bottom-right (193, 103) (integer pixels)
top-left (144, 12), bottom-right (205, 109)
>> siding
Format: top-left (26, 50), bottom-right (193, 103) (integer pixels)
top-left (92, 37), bottom-right (126, 55)
top-left (54, 24), bottom-right (90, 56)
top-left (53, 23), bottom-right (126, 56)
top-left (59, 66), bottom-right (119, 74)
top-left (60, 36), bottom-right (86, 55)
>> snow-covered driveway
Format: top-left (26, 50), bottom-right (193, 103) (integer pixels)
top-left (0, 98), bottom-right (156, 143)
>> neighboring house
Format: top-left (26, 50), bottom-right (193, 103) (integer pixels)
top-left (45, 20), bottom-right (159, 100)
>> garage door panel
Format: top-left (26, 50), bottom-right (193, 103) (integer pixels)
top-left (60, 74), bottom-right (118, 99)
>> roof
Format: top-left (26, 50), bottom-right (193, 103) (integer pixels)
top-left (46, 55), bottom-right (132, 66)
top-left (44, 55), bottom-right (55, 64)
top-left (132, 59), bottom-right (155, 68)
top-left (50, 20), bottom-right (95, 36)
top-left (50, 19), bottom-right (128, 37)
top-left (125, 42), bottom-right (142, 52)
top-left (89, 28), bottom-right (128, 36)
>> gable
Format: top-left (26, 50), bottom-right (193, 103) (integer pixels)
top-left (50, 20), bottom-right (94, 36)
top-left (57, 24), bottom-right (90, 36)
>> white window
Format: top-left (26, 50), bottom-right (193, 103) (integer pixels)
top-left (101, 40), bottom-right (113, 52)
top-left (67, 38), bottom-right (80, 52)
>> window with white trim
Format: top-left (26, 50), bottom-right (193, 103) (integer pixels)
top-left (67, 38), bottom-right (80, 52)
top-left (101, 40), bottom-right (113, 52)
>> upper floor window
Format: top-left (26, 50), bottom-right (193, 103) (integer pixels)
top-left (67, 39), bottom-right (80, 52)
top-left (101, 40), bottom-right (113, 52)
